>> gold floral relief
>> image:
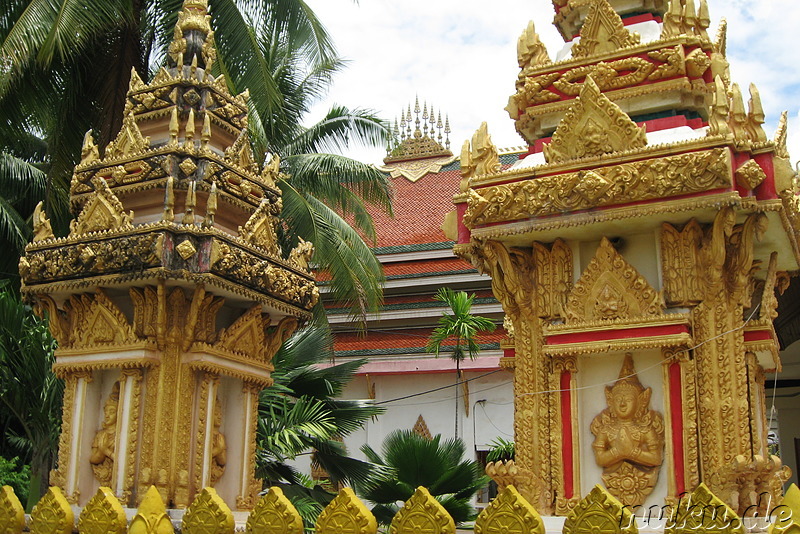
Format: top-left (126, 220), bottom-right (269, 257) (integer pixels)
top-left (591, 355), bottom-right (664, 507)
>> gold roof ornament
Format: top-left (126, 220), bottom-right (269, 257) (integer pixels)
top-left (517, 21), bottom-right (550, 72)
top-left (380, 98), bottom-right (456, 182)
top-left (570, 0), bottom-right (640, 59)
top-left (542, 76), bottom-right (647, 164)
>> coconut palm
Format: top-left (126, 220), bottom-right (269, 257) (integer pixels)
top-left (0, 286), bottom-right (61, 511)
top-left (426, 288), bottom-right (496, 437)
top-left (358, 430), bottom-right (489, 526)
top-left (0, 0), bottom-right (391, 318)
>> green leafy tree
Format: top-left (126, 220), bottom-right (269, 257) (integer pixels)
top-left (358, 430), bottom-right (489, 526)
top-left (0, 287), bottom-right (61, 511)
top-left (426, 288), bottom-right (496, 437)
top-left (486, 438), bottom-right (515, 462)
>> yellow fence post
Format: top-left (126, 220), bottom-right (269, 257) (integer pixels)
top-left (770, 483), bottom-right (800, 534)
top-left (182, 488), bottom-right (234, 534)
top-left (0, 485), bottom-right (25, 534)
top-left (390, 487), bottom-right (454, 534)
top-left (475, 485), bottom-right (544, 534)
top-left (563, 485), bottom-right (637, 534)
top-left (665, 483), bottom-right (744, 534)
top-left (30, 487), bottom-right (74, 534)
top-left (246, 487), bottom-right (303, 534)
top-left (315, 488), bottom-right (376, 534)
top-left (129, 486), bottom-right (173, 534)
top-left (78, 487), bottom-right (126, 534)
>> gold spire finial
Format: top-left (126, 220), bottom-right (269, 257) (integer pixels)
top-left (168, 0), bottom-right (216, 71)
top-left (517, 20), bottom-right (550, 70)
top-left (730, 83), bottom-right (749, 147)
top-left (746, 83), bottom-right (767, 144)
top-left (697, 0), bottom-right (711, 39)
top-left (383, 99), bottom-right (453, 163)
top-left (775, 111), bottom-right (790, 159)
top-left (708, 75), bottom-right (731, 137)
top-left (715, 18), bottom-right (728, 56)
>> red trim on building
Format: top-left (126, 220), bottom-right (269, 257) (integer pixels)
top-left (546, 324), bottom-right (690, 345)
top-left (457, 202), bottom-right (470, 244)
top-left (504, 348), bottom-right (516, 359)
top-left (561, 371), bottom-right (574, 499)
top-left (732, 153), bottom-right (754, 197)
top-left (331, 355), bottom-right (501, 376)
top-left (669, 362), bottom-right (685, 495)
top-left (754, 153), bottom-right (778, 200)
top-left (744, 330), bottom-right (773, 342)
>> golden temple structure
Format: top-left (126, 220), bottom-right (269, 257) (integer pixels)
top-left (454, 0), bottom-right (797, 516)
top-left (18, 0), bottom-right (317, 510)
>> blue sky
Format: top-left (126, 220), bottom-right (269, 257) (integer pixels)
top-left (304, 0), bottom-right (800, 165)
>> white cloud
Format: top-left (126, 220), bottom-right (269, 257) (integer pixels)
top-left (303, 0), bottom-right (800, 165)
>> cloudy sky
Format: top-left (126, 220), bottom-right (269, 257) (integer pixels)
top-left (303, 0), bottom-right (800, 166)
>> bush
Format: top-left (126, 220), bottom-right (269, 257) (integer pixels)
top-left (0, 456), bottom-right (30, 504)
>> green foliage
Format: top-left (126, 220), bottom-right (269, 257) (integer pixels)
top-left (426, 288), bottom-right (496, 365)
top-left (358, 430), bottom-right (489, 526)
top-left (0, 286), bottom-right (61, 510)
top-left (486, 438), bottom-right (515, 463)
top-left (0, 456), bottom-right (31, 505)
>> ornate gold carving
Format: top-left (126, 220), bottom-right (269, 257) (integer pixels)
top-left (70, 177), bottom-right (133, 236)
top-left (475, 485), bottom-right (544, 534)
top-left (78, 487), bottom-right (127, 534)
top-left (315, 488), bottom-right (377, 534)
top-left (517, 21), bottom-right (550, 71)
top-left (182, 488), bottom-right (234, 534)
top-left (532, 239), bottom-right (572, 320)
top-left (730, 84), bottom-right (749, 149)
top-left (390, 486), bottom-right (454, 534)
top-left (665, 483), bottom-right (743, 534)
top-left (105, 113), bottom-right (150, 160)
top-left (412, 415), bottom-right (432, 440)
top-left (647, 45), bottom-right (685, 81)
top-left (129, 486), bottom-right (173, 534)
top-left (775, 111), bottom-right (791, 160)
top-left (570, 0), bottom-right (639, 59)
top-left (735, 160), bottom-right (766, 191)
top-left (769, 483), bottom-right (800, 534)
top-left (591, 354), bottom-right (665, 507)
top-left (563, 485), bottom-right (636, 534)
top-left (33, 202), bottom-right (54, 242)
top-left (176, 239), bottom-right (197, 259)
top-left (30, 487), bottom-right (74, 534)
top-left (746, 84), bottom-right (767, 144)
top-left (543, 77), bottom-right (646, 164)
top-left (662, 0), bottom-right (711, 39)
top-left (209, 400), bottom-right (227, 486)
top-left (288, 238), bottom-right (314, 272)
top-left (246, 487), bottom-right (303, 534)
top-left (239, 199), bottom-right (280, 256)
top-left (565, 238), bottom-right (663, 323)
top-left (265, 317), bottom-right (299, 362)
top-left (69, 290), bottom-right (139, 349)
top-left (215, 306), bottom-right (269, 360)
top-left (469, 122), bottom-right (501, 178)
top-left (80, 130), bottom-right (101, 167)
top-left (0, 485), bottom-right (25, 534)
top-left (661, 220), bottom-right (704, 307)
top-left (708, 76), bottom-right (731, 137)
top-left (685, 48), bottom-right (711, 77)
top-left (90, 381), bottom-right (120, 486)
top-left (464, 148), bottom-right (729, 227)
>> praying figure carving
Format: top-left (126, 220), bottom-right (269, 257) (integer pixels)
top-left (90, 381), bottom-right (120, 486)
top-left (590, 354), bottom-right (664, 507)
top-left (209, 400), bottom-right (227, 485)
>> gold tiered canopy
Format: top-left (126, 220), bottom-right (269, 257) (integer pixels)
top-left (455, 0), bottom-right (797, 516)
top-left (19, 0), bottom-right (316, 510)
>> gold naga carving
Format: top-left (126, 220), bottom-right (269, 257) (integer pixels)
top-left (78, 487), bottom-right (127, 534)
top-left (90, 382), bottom-right (120, 486)
top-left (532, 239), bottom-right (572, 320)
top-left (182, 488), bottom-right (234, 534)
top-left (70, 177), bottom-right (134, 236)
top-left (769, 483), bottom-right (800, 534)
top-left (30, 487), bottom-right (75, 534)
top-left (209, 401), bottom-right (227, 486)
top-left (239, 198), bottom-right (281, 256)
top-left (543, 76), bottom-right (647, 164)
top-left (390, 486), bottom-right (455, 534)
top-left (565, 238), bottom-right (663, 323)
top-left (412, 414), bottom-right (432, 440)
top-left (129, 486), bottom-right (173, 534)
top-left (33, 201), bottom-right (54, 242)
top-left (685, 48), bottom-right (711, 78)
top-left (708, 75), bottom-right (731, 137)
top-left (746, 83), bottom-right (768, 144)
top-left (104, 112), bottom-right (151, 161)
top-left (470, 122), bottom-right (501, 178)
top-left (661, 220), bottom-right (704, 307)
top-left (570, 0), bottom-right (640, 59)
top-left (563, 485), bottom-right (636, 534)
top-left (665, 483), bottom-right (743, 534)
top-left (225, 128), bottom-right (259, 176)
top-left (735, 160), bottom-right (766, 191)
top-left (214, 306), bottom-right (270, 360)
top-left (0, 485), bottom-right (25, 534)
top-left (260, 153), bottom-right (281, 189)
top-left (246, 487), bottom-right (303, 534)
top-left (517, 20), bottom-right (550, 72)
top-left (80, 130), bottom-right (101, 167)
top-left (315, 488), bottom-right (377, 534)
top-left (464, 148), bottom-right (729, 227)
top-left (591, 354), bottom-right (665, 507)
top-left (288, 238), bottom-right (314, 272)
top-left (264, 317), bottom-right (300, 363)
top-left (475, 485), bottom-right (544, 534)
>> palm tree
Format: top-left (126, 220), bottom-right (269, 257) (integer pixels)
top-left (0, 0), bottom-right (392, 318)
top-left (357, 430), bottom-right (489, 526)
top-left (0, 286), bottom-right (61, 511)
top-left (257, 322), bottom-right (383, 488)
top-left (426, 288), bottom-right (496, 438)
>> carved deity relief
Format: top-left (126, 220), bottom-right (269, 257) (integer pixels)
top-left (591, 355), bottom-right (664, 507)
top-left (90, 381), bottom-right (121, 486)
top-left (209, 399), bottom-right (227, 486)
